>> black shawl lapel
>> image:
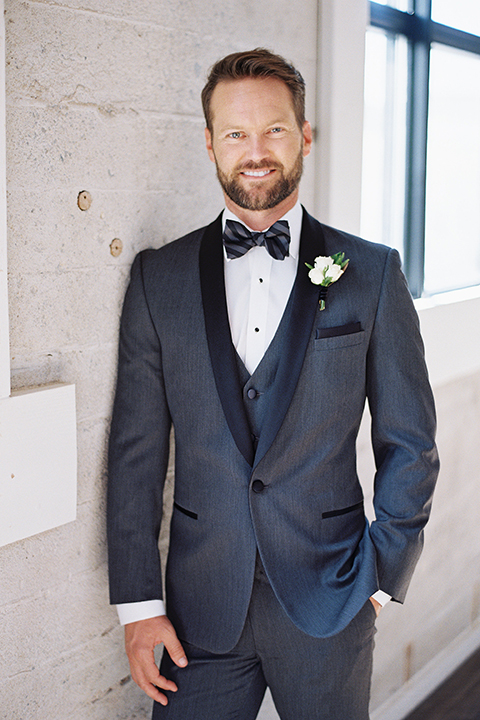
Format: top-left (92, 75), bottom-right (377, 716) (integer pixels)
top-left (253, 210), bottom-right (326, 468)
top-left (199, 215), bottom-right (255, 466)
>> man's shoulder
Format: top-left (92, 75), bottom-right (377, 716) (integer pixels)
top-left (304, 210), bottom-right (392, 261)
top-left (141, 222), bottom-right (211, 263)
top-left (131, 214), bottom-right (220, 277)
top-left (302, 211), bottom-right (396, 290)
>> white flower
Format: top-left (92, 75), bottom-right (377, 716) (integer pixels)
top-left (308, 266), bottom-right (326, 285)
top-left (308, 256), bottom-right (343, 285)
top-left (314, 255), bottom-right (334, 271)
top-left (305, 251), bottom-right (349, 310)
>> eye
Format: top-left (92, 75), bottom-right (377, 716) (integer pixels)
top-left (269, 127), bottom-right (284, 134)
top-left (228, 131), bottom-right (243, 139)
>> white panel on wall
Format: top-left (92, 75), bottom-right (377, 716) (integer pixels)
top-left (417, 288), bottom-right (480, 387)
top-left (0, 383), bottom-right (77, 547)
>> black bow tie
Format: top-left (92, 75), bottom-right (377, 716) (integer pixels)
top-left (223, 219), bottom-right (291, 261)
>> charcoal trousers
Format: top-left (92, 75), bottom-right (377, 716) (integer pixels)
top-left (153, 558), bottom-right (376, 720)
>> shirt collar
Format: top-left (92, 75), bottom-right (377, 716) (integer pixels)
top-left (222, 201), bottom-right (302, 261)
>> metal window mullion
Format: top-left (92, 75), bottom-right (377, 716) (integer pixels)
top-left (370, 3), bottom-right (415, 36)
top-left (382, 34), bottom-right (399, 249)
top-left (403, 2), bottom-right (431, 297)
top-left (431, 22), bottom-right (480, 55)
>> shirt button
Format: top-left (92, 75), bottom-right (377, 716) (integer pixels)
top-left (254, 327), bottom-right (260, 333)
top-left (247, 388), bottom-right (258, 400)
top-left (252, 480), bottom-right (265, 493)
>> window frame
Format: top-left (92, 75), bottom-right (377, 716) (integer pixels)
top-left (369, 0), bottom-right (480, 297)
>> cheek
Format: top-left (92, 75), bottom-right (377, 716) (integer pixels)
top-left (214, 147), bottom-right (241, 173)
top-left (274, 138), bottom-right (303, 164)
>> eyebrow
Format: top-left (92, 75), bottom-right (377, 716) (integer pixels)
top-left (216, 117), bottom-right (295, 134)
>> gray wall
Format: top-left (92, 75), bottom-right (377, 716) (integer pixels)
top-left (2, 1), bottom-right (480, 719)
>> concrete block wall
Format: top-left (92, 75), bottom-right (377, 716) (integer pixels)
top-left (1, 1), bottom-right (318, 718)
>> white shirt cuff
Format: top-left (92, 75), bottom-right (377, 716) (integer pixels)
top-left (372, 590), bottom-right (391, 607)
top-left (116, 599), bottom-right (166, 626)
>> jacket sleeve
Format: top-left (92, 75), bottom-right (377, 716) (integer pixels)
top-left (366, 248), bottom-right (439, 602)
top-left (107, 252), bottom-right (172, 605)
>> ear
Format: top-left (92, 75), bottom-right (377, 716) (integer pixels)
top-left (205, 127), bottom-right (216, 163)
top-left (302, 121), bottom-right (313, 157)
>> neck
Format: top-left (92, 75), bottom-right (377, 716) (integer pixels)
top-left (224, 190), bottom-right (299, 231)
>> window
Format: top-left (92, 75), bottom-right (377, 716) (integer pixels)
top-left (361, 1), bottom-right (480, 297)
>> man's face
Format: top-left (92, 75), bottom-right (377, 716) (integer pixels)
top-left (205, 77), bottom-right (312, 213)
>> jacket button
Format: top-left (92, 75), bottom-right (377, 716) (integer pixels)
top-left (247, 388), bottom-right (258, 399)
top-left (252, 479), bottom-right (265, 493)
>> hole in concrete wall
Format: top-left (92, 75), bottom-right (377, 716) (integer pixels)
top-left (77, 190), bottom-right (92, 211)
top-left (110, 238), bottom-right (123, 257)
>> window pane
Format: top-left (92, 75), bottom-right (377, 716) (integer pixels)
top-left (424, 44), bottom-right (480, 295)
top-left (431, 0), bottom-right (480, 38)
top-left (371, 0), bottom-right (411, 12)
top-left (361, 29), bottom-right (408, 256)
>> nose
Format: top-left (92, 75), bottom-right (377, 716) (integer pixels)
top-left (244, 134), bottom-right (270, 163)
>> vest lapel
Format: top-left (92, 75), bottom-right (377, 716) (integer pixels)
top-left (253, 210), bottom-right (327, 468)
top-left (199, 215), bottom-right (255, 466)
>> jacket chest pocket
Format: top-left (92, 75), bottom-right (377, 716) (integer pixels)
top-left (314, 322), bottom-right (365, 351)
top-left (314, 332), bottom-right (365, 351)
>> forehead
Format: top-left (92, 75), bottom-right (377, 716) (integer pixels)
top-left (209, 77), bottom-right (296, 129)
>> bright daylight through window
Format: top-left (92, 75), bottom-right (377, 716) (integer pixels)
top-left (361, 0), bottom-right (480, 297)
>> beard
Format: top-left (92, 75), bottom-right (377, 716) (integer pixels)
top-left (215, 148), bottom-right (304, 211)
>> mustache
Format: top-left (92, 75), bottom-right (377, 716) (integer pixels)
top-left (235, 160), bottom-right (283, 172)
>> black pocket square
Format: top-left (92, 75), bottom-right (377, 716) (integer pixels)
top-left (315, 322), bottom-right (362, 340)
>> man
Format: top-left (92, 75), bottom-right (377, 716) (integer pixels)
top-left (108, 49), bottom-right (439, 720)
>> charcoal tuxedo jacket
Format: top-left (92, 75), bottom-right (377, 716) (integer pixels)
top-left (107, 208), bottom-right (439, 652)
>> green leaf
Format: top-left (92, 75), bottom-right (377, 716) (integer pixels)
top-left (331, 251), bottom-right (349, 269)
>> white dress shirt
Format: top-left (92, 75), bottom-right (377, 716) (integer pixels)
top-left (116, 202), bottom-right (389, 625)
top-left (223, 202), bottom-right (302, 374)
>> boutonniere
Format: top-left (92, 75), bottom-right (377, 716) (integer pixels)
top-left (305, 252), bottom-right (349, 310)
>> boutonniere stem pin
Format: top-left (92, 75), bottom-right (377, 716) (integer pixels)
top-left (306, 252), bottom-right (349, 310)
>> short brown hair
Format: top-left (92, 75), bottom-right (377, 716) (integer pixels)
top-left (201, 48), bottom-right (306, 133)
